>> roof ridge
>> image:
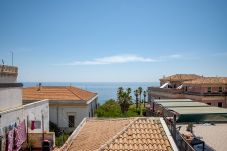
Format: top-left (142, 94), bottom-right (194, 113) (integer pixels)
top-left (97, 117), bottom-right (139, 151)
top-left (66, 87), bottom-right (85, 101)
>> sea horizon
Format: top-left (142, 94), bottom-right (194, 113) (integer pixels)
top-left (22, 82), bottom-right (159, 104)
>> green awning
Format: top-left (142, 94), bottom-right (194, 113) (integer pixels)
top-left (153, 99), bottom-right (227, 122)
top-left (167, 107), bottom-right (227, 122)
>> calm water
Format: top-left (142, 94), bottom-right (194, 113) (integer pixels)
top-left (22, 82), bottom-right (159, 104)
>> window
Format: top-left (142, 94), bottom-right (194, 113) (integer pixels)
top-left (207, 103), bottom-right (211, 105)
top-left (68, 115), bottom-right (75, 127)
top-left (219, 87), bottom-right (223, 92)
top-left (218, 102), bottom-right (223, 107)
top-left (207, 87), bottom-right (211, 93)
top-left (185, 86), bottom-right (188, 91)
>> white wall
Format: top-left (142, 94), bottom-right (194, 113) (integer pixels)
top-left (0, 107), bottom-right (24, 151)
top-left (0, 87), bottom-right (22, 110)
top-left (24, 100), bottom-right (49, 133)
top-left (0, 75), bottom-right (17, 83)
top-left (87, 97), bottom-right (98, 117)
top-left (50, 106), bottom-right (88, 131)
top-left (0, 100), bottom-right (49, 151)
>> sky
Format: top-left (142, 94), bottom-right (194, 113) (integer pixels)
top-left (0, 0), bottom-right (227, 82)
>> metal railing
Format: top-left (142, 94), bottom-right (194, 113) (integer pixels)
top-left (163, 116), bottom-right (195, 151)
top-left (184, 91), bottom-right (227, 96)
top-left (148, 87), bottom-right (183, 94)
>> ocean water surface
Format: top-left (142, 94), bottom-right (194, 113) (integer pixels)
top-left (22, 82), bottom-right (159, 104)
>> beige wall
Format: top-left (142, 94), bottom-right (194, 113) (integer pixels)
top-left (0, 87), bottom-right (22, 110)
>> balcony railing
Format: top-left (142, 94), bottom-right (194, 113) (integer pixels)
top-left (163, 116), bottom-right (196, 151)
top-left (148, 87), bottom-right (183, 94)
top-left (184, 91), bottom-right (227, 96)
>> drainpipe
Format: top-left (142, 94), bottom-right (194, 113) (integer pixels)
top-left (0, 136), bottom-right (2, 151)
top-left (57, 104), bottom-right (59, 127)
top-left (42, 114), bottom-right (44, 142)
top-left (173, 114), bottom-right (177, 141)
top-left (26, 116), bottom-right (29, 144)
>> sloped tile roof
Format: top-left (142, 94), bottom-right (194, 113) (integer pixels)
top-left (160, 74), bottom-right (201, 82)
top-left (183, 77), bottom-right (227, 85)
top-left (68, 118), bottom-right (133, 151)
top-left (67, 118), bottom-right (175, 151)
top-left (23, 86), bottom-right (97, 102)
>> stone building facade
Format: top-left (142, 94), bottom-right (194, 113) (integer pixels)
top-left (148, 74), bottom-right (227, 108)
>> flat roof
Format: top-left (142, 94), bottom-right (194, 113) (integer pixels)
top-left (179, 123), bottom-right (227, 151)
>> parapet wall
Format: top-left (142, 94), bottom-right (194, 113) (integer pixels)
top-left (0, 65), bottom-right (18, 83)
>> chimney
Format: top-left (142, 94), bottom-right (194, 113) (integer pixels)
top-left (38, 82), bottom-right (42, 91)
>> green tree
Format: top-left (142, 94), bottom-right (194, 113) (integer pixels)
top-left (138, 87), bottom-right (143, 115)
top-left (143, 90), bottom-right (147, 108)
top-left (96, 99), bottom-right (122, 117)
top-left (134, 89), bottom-right (139, 109)
top-left (117, 87), bottom-right (133, 114)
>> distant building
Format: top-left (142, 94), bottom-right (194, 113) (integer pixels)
top-left (61, 117), bottom-right (178, 151)
top-left (23, 86), bottom-right (98, 132)
top-left (148, 74), bottom-right (227, 108)
top-left (0, 65), bottom-right (50, 150)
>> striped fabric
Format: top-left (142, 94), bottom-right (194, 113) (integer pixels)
top-left (6, 129), bottom-right (14, 151)
top-left (14, 121), bottom-right (26, 151)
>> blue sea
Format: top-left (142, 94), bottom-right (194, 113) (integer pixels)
top-left (22, 82), bottom-right (159, 104)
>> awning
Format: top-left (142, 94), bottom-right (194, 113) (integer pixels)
top-left (153, 99), bottom-right (227, 123)
top-left (160, 82), bottom-right (169, 88)
top-left (168, 106), bottom-right (227, 122)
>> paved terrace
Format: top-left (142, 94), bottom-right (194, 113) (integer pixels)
top-left (179, 123), bottom-right (227, 151)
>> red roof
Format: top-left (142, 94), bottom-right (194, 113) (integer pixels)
top-left (23, 86), bottom-right (97, 102)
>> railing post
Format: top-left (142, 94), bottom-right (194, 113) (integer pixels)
top-left (173, 114), bottom-right (176, 141)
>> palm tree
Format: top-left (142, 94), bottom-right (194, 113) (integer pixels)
top-left (143, 90), bottom-right (147, 108)
top-left (117, 87), bottom-right (132, 113)
top-left (134, 89), bottom-right (139, 108)
top-left (117, 87), bottom-right (124, 100)
top-left (138, 87), bottom-right (143, 105)
top-left (137, 87), bottom-right (143, 115)
top-left (126, 88), bottom-right (131, 95)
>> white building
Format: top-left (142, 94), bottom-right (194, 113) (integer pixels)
top-left (0, 65), bottom-right (50, 150)
top-left (23, 86), bottom-right (98, 132)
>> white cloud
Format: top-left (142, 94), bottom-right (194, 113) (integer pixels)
top-left (57, 54), bottom-right (182, 66)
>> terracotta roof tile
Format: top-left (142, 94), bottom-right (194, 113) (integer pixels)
top-left (67, 118), bottom-right (174, 151)
top-left (23, 86), bottom-right (97, 102)
top-left (68, 118), bottom-right (133, 151)
top-left (160, 74), bottom-right (201, 82)
top-left (183, 77), bottom-right (227, 85)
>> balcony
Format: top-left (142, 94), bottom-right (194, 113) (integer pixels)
top-left (184, 91), bottom-right (227, 96)
top-left (148, 87), bottom-right (183, 94)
